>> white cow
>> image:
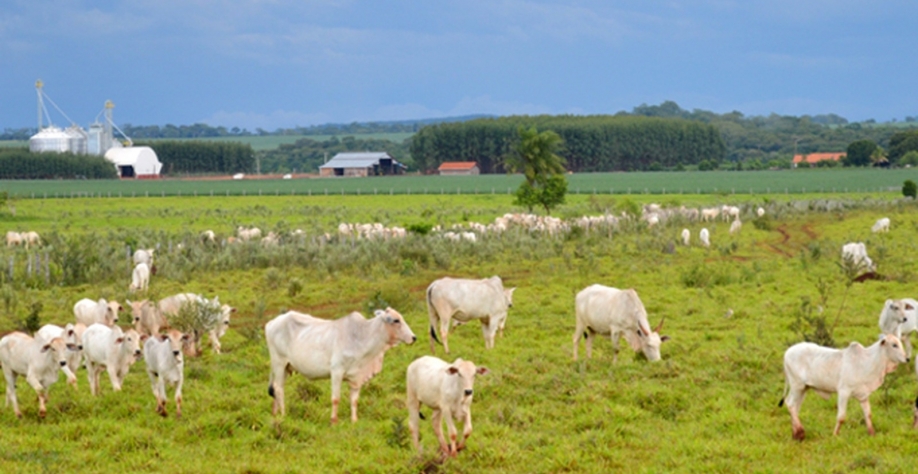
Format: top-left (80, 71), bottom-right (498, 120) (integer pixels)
top-left (130, 262), bottom-right (150, 292)
top-left (701, 208), bottom-right (720, 222)
top-left (133, 248), bottom-right (155, 267)
top-left (81, 324), bottom-right (143, 395)
top-left (756, 207), bottom-right (766, 218)
top-left (129, 299), bottom-right (165, 337)
top-left (426, 276), bottom-right (516, 354)
top-left (779, 335), bottom-right (907, 440)
top-left (841, 242), bottom-right (875, 273)
top-left (573, 285), bottom-right (669, 362)
top-left (879, 298), bottom-right (918, 357)
top-left (729, 219), bottom-right (742, 235)
top-left (0, 332), bottom-right (78, 418)
top-left (699, 228), bottom-right (710, 248)
top-left (871, 217), bottom-right (890, 233)
top-left (6, 231), bottom-right (22, 247)
top-left (35, 323), bottom-right (86, 373)
top-left (143, 329), bottom-right (190, 418)
top-left (201, 230), bottom-right (216, 244)
top-left (155, 293), bottom-right (232, 354)
top-left (73, 298), bottom-right (122, 327)
top-left (265, 308), bottom-right (416, 422)
top-left (681, 228), bottom-right (690, 246)
top-left (237, 227), bottom-right (262, 241)
top-left (406, 356), bottom-right (489, 457)
top-left (22, 231), bottom-right (41, 248)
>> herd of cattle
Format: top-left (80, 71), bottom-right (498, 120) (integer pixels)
top-left (0, 208), bottom-right (908, 456)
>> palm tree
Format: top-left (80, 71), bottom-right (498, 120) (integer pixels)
top-left (503, 126), bottom-right (568, 214)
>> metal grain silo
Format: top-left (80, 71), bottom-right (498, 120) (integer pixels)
top-left (66, 125), bottom-right (88, 154)
top-left (29, 126), bottom-right (71, 153)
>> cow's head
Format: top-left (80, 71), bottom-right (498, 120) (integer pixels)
top-left (636, 318), bottom-right (670, 362)
top-left (117, 329), bottom-right (143, 360)
top-left (446, 358), bottom-right (489, 398)
top-left (880, 334), bottom-right (909, 365)
top-left (158, 330), bottom-right (191, 361)
top-left (41, 337), bottom-right (78, 386)
top-left (504, 287), bottom-right (516, 308)
top-left (105, 301), bottom-right (122, 326)
top-left (375, 307), bottom-right (416, 345)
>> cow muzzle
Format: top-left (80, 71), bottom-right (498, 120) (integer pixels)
top-left (173, 350), bottom-right (181, 357)
top-left (464, 389), bottom-right (473, 396)
top-left (59, 361), bottom-right (67, 367)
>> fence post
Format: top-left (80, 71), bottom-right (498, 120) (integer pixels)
top-left (8, 257), bottom-right (13, 280)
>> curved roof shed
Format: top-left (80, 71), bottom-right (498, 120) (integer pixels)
top-left (105, 146), bottom-right (163, 178)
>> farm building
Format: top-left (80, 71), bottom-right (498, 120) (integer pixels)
top-left (793, 152), bottom-right (845, 167)
top-left (318, 152), bottom-right (406, 177)
top-left (105, 146), bottom-right (163, 178)
top-left (437, 161), bottom-right (480, 176)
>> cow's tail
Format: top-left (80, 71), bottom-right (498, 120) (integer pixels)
top-left (427, 284), bottom-right (441, 346)
top-left (777, 370), bottom-right (789, 408)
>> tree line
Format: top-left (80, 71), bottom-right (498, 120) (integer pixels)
top-left (409, 115), bottom-right (726, 173)
top-left (0, 148), bottom-right (117, 179)
top-left (136, 141), bottom-right (255, 175)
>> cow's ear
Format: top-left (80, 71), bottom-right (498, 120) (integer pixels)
top-left (66, 343), bottom-right (79, 351)
top-left (159, 334), bottom-right (169, 342)
top-left (181, 334), bottom-right (191, 341)
top-left (67, 329), bottom-right (75, 337)
top-left (140, 334), bottom-right (149, 342)
top-left (908, 304), bottom-right (915, 311)
top-left (636, 329), bottom-right (645, 337)
top-left (373, 309), bottom-right (385, 318)
top-left (661, 335), bottom-right (671, 342)
top-left (115, 337), bottom-right (124, 344)
top-left (476, 367), bottom-right (490, 376)
top-left (231, 307), bottom-right (237, 313)
top-left (41, 344), bottom-right (52, 353)
top-left (447, 367), bottom-right (459, 375)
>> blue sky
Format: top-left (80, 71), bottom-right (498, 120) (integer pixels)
top-left (2, 1), bottom-right (916, 131)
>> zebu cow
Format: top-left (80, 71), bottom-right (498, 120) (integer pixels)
top-left (779, 335), bottom-right (907, 440)
top-left (129, 299), bottom-right (165, 337)
top-left (573, 285), bottom-right (669, 362)
top-left (6, 231), bottom-right (22, 247)
top-left (0, 332), bottom-right (78, 418)
top-left (133, 248), bottom-right (154, 267)
top-left (407, 356), bottom-right (489, 457)
top-left (878, 298), bottom-right (918, 359)
top-left (130, 263), bottom-right (150, 292)
top-left (426, 276), bottom-right (516, 354)
top-left (681, 228), bottom-right (690, 246)
top-left (265, 307), bottom-right (416, 422)
top-left (22, 231), bottom-right (41, 248)
top-left (73, 298), bottom-right (122, 327)
top-left (842, 242), bottom-right (875, 273)
top-left (729, 219), bottom-right (742, 235)
top-left (699, 228), bottom-right (710, 247)
top-left (872, 217), bottom-right (890, 233)
top-left (155, 293), bottom-right (233, 354)
top-left (143, 329), bottom-right (190, 418)
top-left (81, 324), bottom-right (143, 395)
top-left (35, 323), bottom-right (86, 373)
top-left (237, 226), bottom-right (262, 241)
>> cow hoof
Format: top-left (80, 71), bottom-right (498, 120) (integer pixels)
top-left (792, 428), bottom-right (805, 441)
top-left (39, 410), bottom-right (46, 418)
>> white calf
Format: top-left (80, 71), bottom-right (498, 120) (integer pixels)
top-left (407, 356), bottom-right (489, 457)
top-left (0, 332), bottom-right (78, 418)
top-left (36, 323), bottom-right (86, 373)
top-left (143, 330), bottom-right (190, 418)
top-left (130, 262), bottom-right (150, 292)
top-left (780, 335), bottom-right (907, 440)
top-left (81, 324), bottom-right (143, 395)
top-left (699, 228), bottom-right (710, 247)
top-left (681, 228), bottom-right (690, 246)
top-left (872, 217), bottom-right (890, 233)
top-left (74, 298), bottom-right (122, 327)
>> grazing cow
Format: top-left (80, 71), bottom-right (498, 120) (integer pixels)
top-left (155, 293), bottom-right (231, 354)
top-left (426, 276), bottom-right (516, 354)
top-left (128, 299), bottom-right (166, 337)
top-left (265, 308), bottom-right (416, 422)
top-left (22, 231), bottom-right (41, 248)
top-left (729, 219), bottom-right (742, 235)
top-left (573, 285), bottom-right (669, 362)
top-left (699, 228), bottom-right (710, 247)
top-left (701, 208), bottom-right (720, 222)
top-left (209, 303), bottom-right (236, 354)
top-left (201, 230), bottom-right (216, 244)
top-left (130, 262), bottom-right (150, 292)
top-left (779, 335), bottom-right (907, 440)
top-left (143, 329), bottom-right (190, 418)
top-left (681, 228), bottom-right (690, 246)
top-left (879, 298), bottom-right (918, 357)
top-left (73, 298), bottom-right (122, 327)
top-left (841, 242), bottom-right (875, 273)
top-left (407, 356), bottom-right (489, 457)
top-left (872, 217), bottom-right (890, 233)
top-left (756, 207), bottom-right (766, 218)
top-left (237, 226), bottom-right (262, 241)
top-left (81, 324), bottom-right (143, 395)
top-left (133, 248), bottom-right (155, 267)
top-left (36, 323), bottom-right (86, 373)
top-left (5, 231), bottom-right (22, 247)
top-left (0, 332), bottom-right (78, 418)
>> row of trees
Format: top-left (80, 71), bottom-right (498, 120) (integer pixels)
top-left (409, 115), bottom-right (725, 173)
top-left (844, 130), bottom-right (918, 168)
top-left (256, 136), bottom-right (411, 174)
top-left (137, 141), bottom-right (255, 175)
top-left (0, 149), bottom-right (117, 179)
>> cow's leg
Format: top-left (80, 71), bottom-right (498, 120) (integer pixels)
top-left (108, 367), bottom-right (123, 392)
top-left (268, 359), bottom-right (287, 417)
top-left (408, 397), bottom-right (422, 453)
top-left (85, 361), bottom-right (97, 395)
top-left (37, 390), bottom-right (48, 418)
top-left (572, 320), bottom-right (584, 361)
top-left (174, 377), bottom-right (184, 419)
top-left (905, 334), bottom-right (913, 359)
top-left (156, 377), bottom-right (168, 417)
top-left (430, 409), bottom-right (448, 458)
top-left (25, 372), bottom-right (48, 417)
top-left (442, 407), bottom-right (459, 457)
top-left (858, 397), bottom-right (875, 435)
top-left (147, 370), bottom-right (163, 415)
top-left (4, 370), bottom-right (21, 418)
top-left (210, 330), bottom-right (222, 354)
top-left (330, 370), bottom-right (343, 424)
top-left (481, 321), bottom-right (498, 350)
top-left (458, 409), bottom-right (473, 452)
top-left (834, 391), bottom-right (850, 436)
top-left (348, 381), bottom-right (361, 423)
top-left (785, 387), bottom-right (807, 440)
top-left (610, 331), bottom-right (621, 363)
top-left (585, 330), bottom-right (594, 360)
top-left (439, 317), bottom-right (452, 354)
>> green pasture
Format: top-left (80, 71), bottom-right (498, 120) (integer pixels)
top-left (1, 194), bottom-right (918, 472)
top-left (1, 168), bottom-right (915, 200)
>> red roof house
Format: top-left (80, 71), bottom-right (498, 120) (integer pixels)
top-left (792, 152), bottom-right (845, 167)
top-left (437, 162), bottom-right (480, 176)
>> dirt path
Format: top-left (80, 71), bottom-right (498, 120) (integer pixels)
top-left (761, 222), bottom-right (820, 258)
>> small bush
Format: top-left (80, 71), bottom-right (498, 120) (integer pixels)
top-left (903, 179), bottom-right (917, 199)
top-left (287, 278), bottom-right (304, 297)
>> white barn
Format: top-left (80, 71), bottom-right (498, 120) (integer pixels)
top-left (105, 146), bottom-right (163, 178)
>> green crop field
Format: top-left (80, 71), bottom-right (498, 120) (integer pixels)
top-left (1, 168), bottom-right (915, 200)
top-left (0, 193), bottom-right (917, 472)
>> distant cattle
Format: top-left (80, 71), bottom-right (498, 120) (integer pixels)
top-left (5, 231), bottom-right (22, 247)
top-left (201, 230), bottom-right (216, 244)
top-left (872, 217), bottom-right (890, 233)
top-left (130, 262), bottom-right (150, 292)
top-left (0, 332), bottom-right (78, 418)
top-left (426, 276), bottom-right (516, 354)
top-left (265, 308), bottom-right (416, 422)
top-left (237, 227), bottom-right (262, 241)
top-left (81, 324), bottom-right (143, 395)
top-left (129, 299), bottom-right (164, 337)
top-left (143, 329), bottom-right (190, 418)
top-left (779, 335), bottom-right (907, 440)
top-left (681, 228), bottom-right (690, 246)
top-left (699, 228), bottom-right (710, 247)
top-left (841, 242), bottom-right (875, 273)
top-left (573, 285), bottom-right (669, 362)
top-left (406, 356), bottom-right (489, 457)
top-left (756, 207), bottom-right (765, 218)
top-left (73, 298), bottom-right (122, 327)
top-left (729, 219), bottom-right (742, 235)
top-left (133, 249), bottom-right (155, 267)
